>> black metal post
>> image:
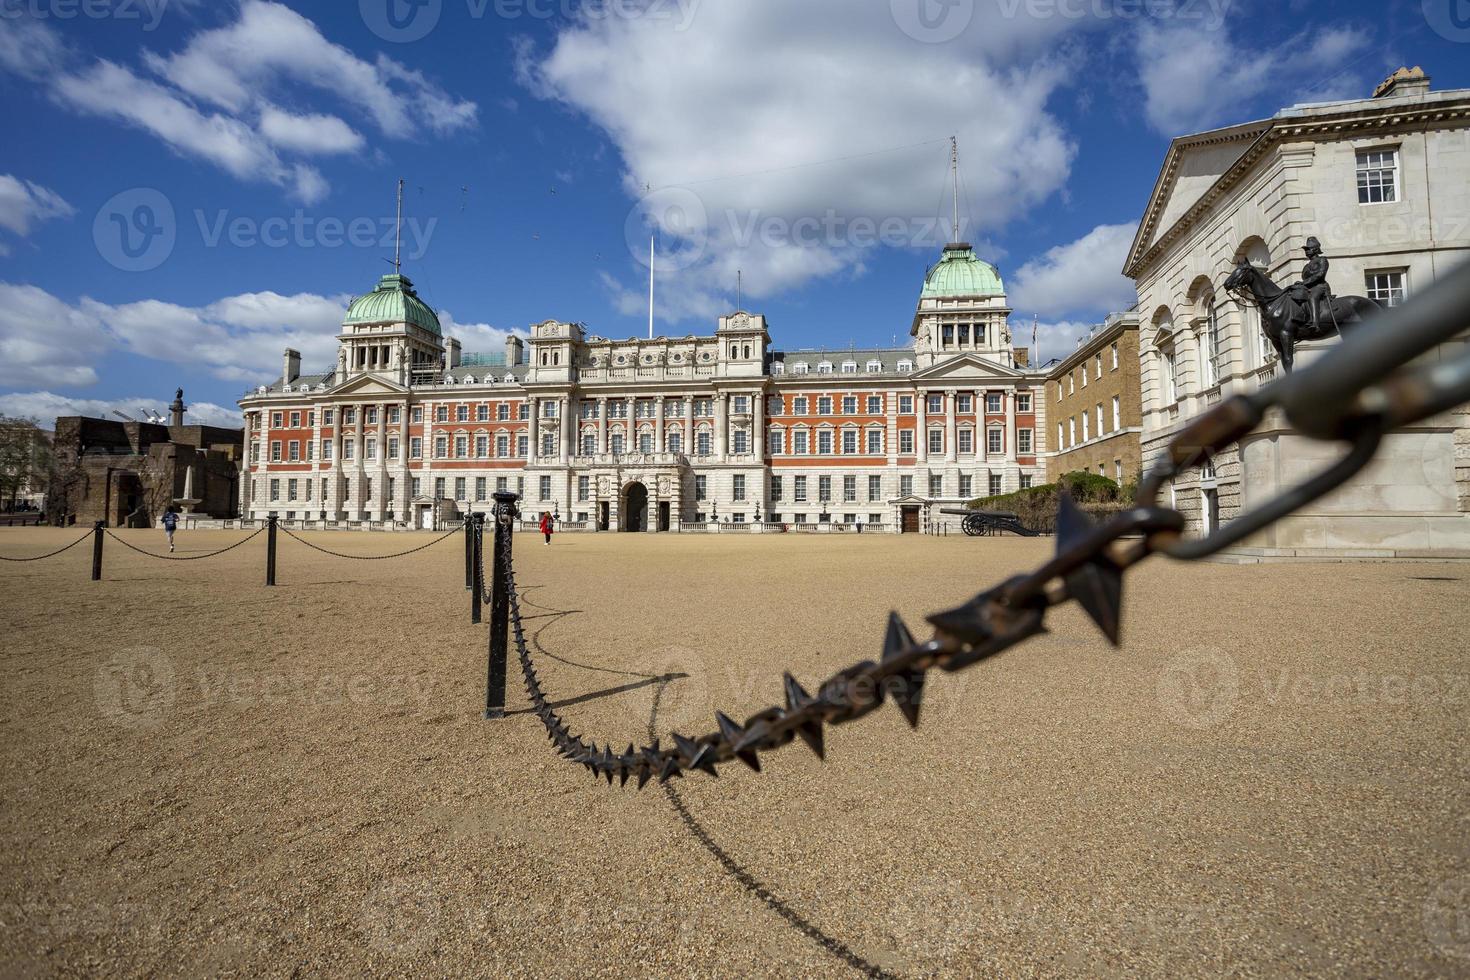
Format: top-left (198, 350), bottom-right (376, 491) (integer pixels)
top-left (90, 520), bottom-right (104, 581)
top-left (470, 513), bottom-right (484, 625)
top-left (486, 490), bottom-right (519, 720)
top-left (464, 509), bottom-right (474, 591)
top-left (266, 515), bottom-right (277, 587)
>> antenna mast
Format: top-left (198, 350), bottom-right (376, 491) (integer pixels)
top-left (950, 136), bottom-right (960, 244)
top-left (393, 177), bottom-right (404, 273)
top-left (737, 269), bottom-right (743, 311)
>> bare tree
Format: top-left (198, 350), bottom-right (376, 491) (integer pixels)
top-left (0, 416), bottom-right (53, 512)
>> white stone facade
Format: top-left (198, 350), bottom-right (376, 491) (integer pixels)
top-left (1123, 70), bottom-right (1470, 557)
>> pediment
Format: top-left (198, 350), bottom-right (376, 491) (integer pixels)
top-left (328, 373), bottom-right (409, 397)
top-left (911, 354), bottom-right (1024, 382)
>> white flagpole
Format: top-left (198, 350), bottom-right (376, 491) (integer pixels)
top-left (648, 233), bottom-right (655, 340)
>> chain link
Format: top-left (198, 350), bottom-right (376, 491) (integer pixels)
top-left (0, 528), bottom-right (96, 562)
top-left (279, 523), bottom-right (463, 560)
top-left (104, 526), bottom-right (265, 561)
top-left (501, 260), bottom-right (1470, 790)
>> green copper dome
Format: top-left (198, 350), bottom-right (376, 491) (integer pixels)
top-left (343, 273), bottom-right (442, 335)
top-left (921, 243), bottom-right (1005, 298)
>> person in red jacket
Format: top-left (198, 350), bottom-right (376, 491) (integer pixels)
top-left (538, 511), bottom-right (553, 545)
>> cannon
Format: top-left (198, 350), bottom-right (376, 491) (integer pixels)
top-left (939, 508), bottom-right (1042, 538)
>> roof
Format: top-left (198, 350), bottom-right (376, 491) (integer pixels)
top-left (921, 243), bottom-right (1005, 298)
top-left (769, 347), bottom-right (917, 378)
top-left (342, 273), bottom-right (442, 335)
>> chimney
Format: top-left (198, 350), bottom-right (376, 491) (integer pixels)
top-left (446, 337), bottom-right (462, 369)
top-left (283, 348), bottom-right (301, 386)
top-left (1013, 348), bottom-right (1029, 369)
top-left (1373, 66), bottom-right (1430, 100)
top-left (505, 335), bottom-right (525, 367)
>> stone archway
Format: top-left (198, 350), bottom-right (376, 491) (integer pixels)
top-left (621, 482), bottom-right (648, 532)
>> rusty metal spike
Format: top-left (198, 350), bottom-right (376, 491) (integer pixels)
top-left (618, 763), bottom-right (631, 788)
top-left (636, 766), bottom-right (653, 790)
top-left (882, 612), bottom-right (915, 662)
top-left (926, 600), bottom-right (994, 646)
top-left (687, 744), bottom-right (720, 778)
top-left (1067, 560), bottom-right (1125, 646)
top-left (672, 733), bottom-right (702, 763)
top-left (715, 712), bottom-right (761, 772)
top-left (732, 720), bottom-right (770, 755)
top-left (657, 757), bottom-right (683, 783)
top-left (884, 669), bottom-right (927, 728)
top-left (1055, 490), bottom-right (1094, 552)
top-left (783, 672), bottom-right (813, 710)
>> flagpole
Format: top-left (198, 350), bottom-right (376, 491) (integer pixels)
top-left (648, 233), bottom-right (655, 340)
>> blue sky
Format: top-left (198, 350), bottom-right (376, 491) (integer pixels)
top-left (1, 0), bottom-right (1466, 425)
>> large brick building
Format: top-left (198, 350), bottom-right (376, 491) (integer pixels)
top-left (1043, 312), bottom-right (1143, 485)
top-left (238, 242), bottom-right (1050, 532)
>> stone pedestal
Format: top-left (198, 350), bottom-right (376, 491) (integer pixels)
top-left (1229, 340), bottom-right (1470, 560)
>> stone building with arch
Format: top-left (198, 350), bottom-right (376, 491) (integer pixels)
top-left (1123, 67), bottom-right (1470, 557)
top-left (237, 242), bottom-right (1048, 532)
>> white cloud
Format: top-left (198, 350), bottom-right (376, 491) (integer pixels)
top-left (521, 2), bottom-right (1080, 322)
top-left (3, 3), bottom-right (476, 202)
top-left (439, 311), bottom-right (520, 357)
top-left (0, 391), bottom-right (243, 428)
top-left (1026, 320), bottom-right (1097, 367)
top-left (142, 1), bottom-right (476, 138)
top-left (0, 175), bottom-right (75, 239)
top-left (258, 106), bottom-right (365, 155)
top-left (1134, 22), bottom-right (1373, 135)
top-left (0, 281), bottom-right (352, 390)
top-left (1009, 222), bottom-right (1139, 319)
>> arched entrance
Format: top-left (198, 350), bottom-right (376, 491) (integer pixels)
top-left (621, 482), bottom-right (648, 532)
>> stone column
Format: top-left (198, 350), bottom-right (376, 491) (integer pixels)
top-left (527, 397), bottom-right (539, 459)
top-left (625, 396), bottom-right (635, 451)
top-left (352, 405), bottom-right (365, 519)
top-left (559, 396), bottom-right (571, 465)
top-left (375, 403), bottom-right (387, 519)
top-left (945, 389), bottom-right (957, 463)
top-left (1006, 390), bottom-right (1018, 462)
top-left (655, 396), bottom-right (665, 453)
top-left (597, 397), bottom-right (608, 454)
top-left (917, 389), bottom-right (928, 463)
top-left (716, 392), bottom-right (728, 458)
top-left (683, 395), bottom-right (694, 455)
top-left (753, 390), bottom-right (764, 459)
top-left (886, 389), bottom-right (899, 468)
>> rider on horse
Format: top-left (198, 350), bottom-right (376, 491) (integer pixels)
top-left (1289, 237), bottom-right (1334, 334)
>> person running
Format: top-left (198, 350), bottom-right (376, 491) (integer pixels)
top-left (539, 511), bottom-right (554, 546)
top-left (161, 508), bottom-right (179, 552)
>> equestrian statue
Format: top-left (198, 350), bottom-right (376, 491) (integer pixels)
top-left (1221, 237), bottom-right (1381, 373)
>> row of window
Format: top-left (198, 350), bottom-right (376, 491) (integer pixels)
top-left (1059, 343), bottom-right (1122, 399)
top-left (774, 359), bottom-right (909, 376)
top-left (774, 392), bottom-right (1032, 416)
top-left (1058, 396), bottom-right (1123, 450)
top-left (768, 426), bottom-right (1034, 456)
top-left (263, 403), bottom-right (532, 431)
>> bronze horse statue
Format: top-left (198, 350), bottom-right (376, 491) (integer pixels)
top-left (1221, 258), bottom-right (1380, 372)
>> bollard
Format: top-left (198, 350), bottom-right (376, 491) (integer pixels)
top-left (266, 515), bottom-right (277, 587)
top-left (486, 490), bottom-right (519, 720)
top-left (91, 520), bottom-right (104, 581)
top-left (470, 513), bottom-right (484, 625)
top-left (464, 512), bottom-right (474, 591)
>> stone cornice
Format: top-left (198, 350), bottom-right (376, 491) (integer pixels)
top-left (1124, 94), bottom-right (1470, 280)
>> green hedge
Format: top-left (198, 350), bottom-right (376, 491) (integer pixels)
top-left (966, 471), bottom-right (1128, 534)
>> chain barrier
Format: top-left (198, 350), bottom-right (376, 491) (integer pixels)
top-left (279, 522), bottom-right (463, 560)
top-left (0, 528), bottom-right (96, 562)
top-left (102, 526), bottom-right (266, 561)
top-left (500, 261), bottom-right (1470, 790)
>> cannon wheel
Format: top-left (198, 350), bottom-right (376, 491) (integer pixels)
top-left (962, 514), bottom-right (985, 537)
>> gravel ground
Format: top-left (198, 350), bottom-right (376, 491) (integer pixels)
top-left (1, 525), bottom-right (1467, 978)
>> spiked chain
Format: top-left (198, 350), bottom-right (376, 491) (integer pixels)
top-left (503, 264), bottom-right (1470, 790)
